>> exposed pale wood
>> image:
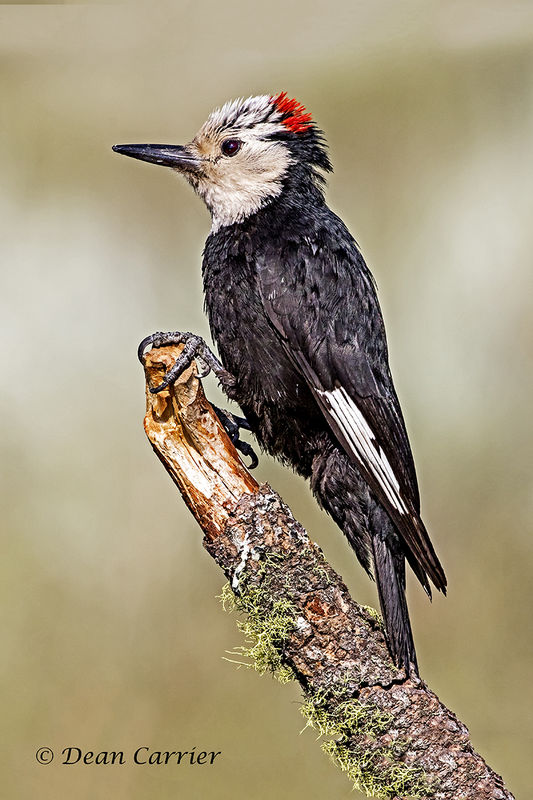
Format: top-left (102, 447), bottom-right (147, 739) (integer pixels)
top-left (143, 345), bottom-right (258, 541)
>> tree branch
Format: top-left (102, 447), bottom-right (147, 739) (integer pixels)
top-left (142, 344), bottom-right (514, 800)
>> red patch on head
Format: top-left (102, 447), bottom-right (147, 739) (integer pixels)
top-left (270, 91), bottom-right (313, 133)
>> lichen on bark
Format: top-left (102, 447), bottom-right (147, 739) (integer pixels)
top-left (216, 489), bottom-right (432, 798)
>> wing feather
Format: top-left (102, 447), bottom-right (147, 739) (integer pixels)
top-left (256, 234), bottom-right (446, 594)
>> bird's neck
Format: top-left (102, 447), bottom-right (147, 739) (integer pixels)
top-left (203, 178), bottom-right (285, 234)
top-left (281, 162), bottom-right (327, 209)
top-left (203, 162), bottom-right (327, 235)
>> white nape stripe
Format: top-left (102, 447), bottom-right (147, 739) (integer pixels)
top-left (319, 387), bottom-right (408, 515)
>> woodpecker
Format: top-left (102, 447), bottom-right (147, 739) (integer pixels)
top-left (113, 93), bottom-right (446, 673)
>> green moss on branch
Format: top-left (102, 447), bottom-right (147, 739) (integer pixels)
top-left (219, 579), bottom-right (430, 797)
top-left (219, 581), bottom-right (296, 683)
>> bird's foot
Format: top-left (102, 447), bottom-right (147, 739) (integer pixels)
top-left (138, 330), bottom-right (236, 394)
top-left (213, 406), bottom-right (259, 470)
top-left (139, 331), bottom-right (259, 469)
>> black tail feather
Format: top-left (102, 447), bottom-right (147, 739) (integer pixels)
top-left (371, 509), bottom-right (418, 674)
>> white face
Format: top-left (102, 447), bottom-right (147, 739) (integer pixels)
top-left (180, 96), bottom-right (293, 232)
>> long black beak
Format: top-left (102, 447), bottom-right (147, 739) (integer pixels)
top-left (112, 143), bottom-right (201, 171)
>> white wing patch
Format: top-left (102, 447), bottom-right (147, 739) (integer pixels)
top-left (318, 387), bottom-right (408, 515)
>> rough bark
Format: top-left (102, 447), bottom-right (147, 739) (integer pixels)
top-left (142, 344), bottom-right (514, 800)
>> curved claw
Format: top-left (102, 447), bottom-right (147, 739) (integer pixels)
top-left (138, 334), bottom-right (155, 364)
top-left (149, 380), bottom-right (170, 394)
top-left (241, 442), bottom-right (259, 469)
top-left (195, 356), bottom-right (212, 379)
top-left (212, 405), bottom-right (259, 469)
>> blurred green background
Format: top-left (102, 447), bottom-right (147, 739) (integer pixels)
top-left (2, 1), bottom-right (532, 798)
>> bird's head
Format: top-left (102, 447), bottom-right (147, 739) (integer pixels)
top-left (113, 93), bottom-right (331, 231)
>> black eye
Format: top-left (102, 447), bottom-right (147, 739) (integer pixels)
top-left (221, 139), bottom-right (242, 157)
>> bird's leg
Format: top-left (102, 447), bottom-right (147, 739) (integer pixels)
top-left (212, 406), bottom-right (259, 470)
top-left (138, 331), bottom-right (259, 469)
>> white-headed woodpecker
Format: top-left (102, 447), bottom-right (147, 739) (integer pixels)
top-left (113, 93), bottom-right (447, 673)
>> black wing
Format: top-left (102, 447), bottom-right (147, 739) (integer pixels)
top-left (256, 234), bottom-right (446, 595)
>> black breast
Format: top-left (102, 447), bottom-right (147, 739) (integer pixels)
top-left (202, 217), bottom-right (325, 471)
